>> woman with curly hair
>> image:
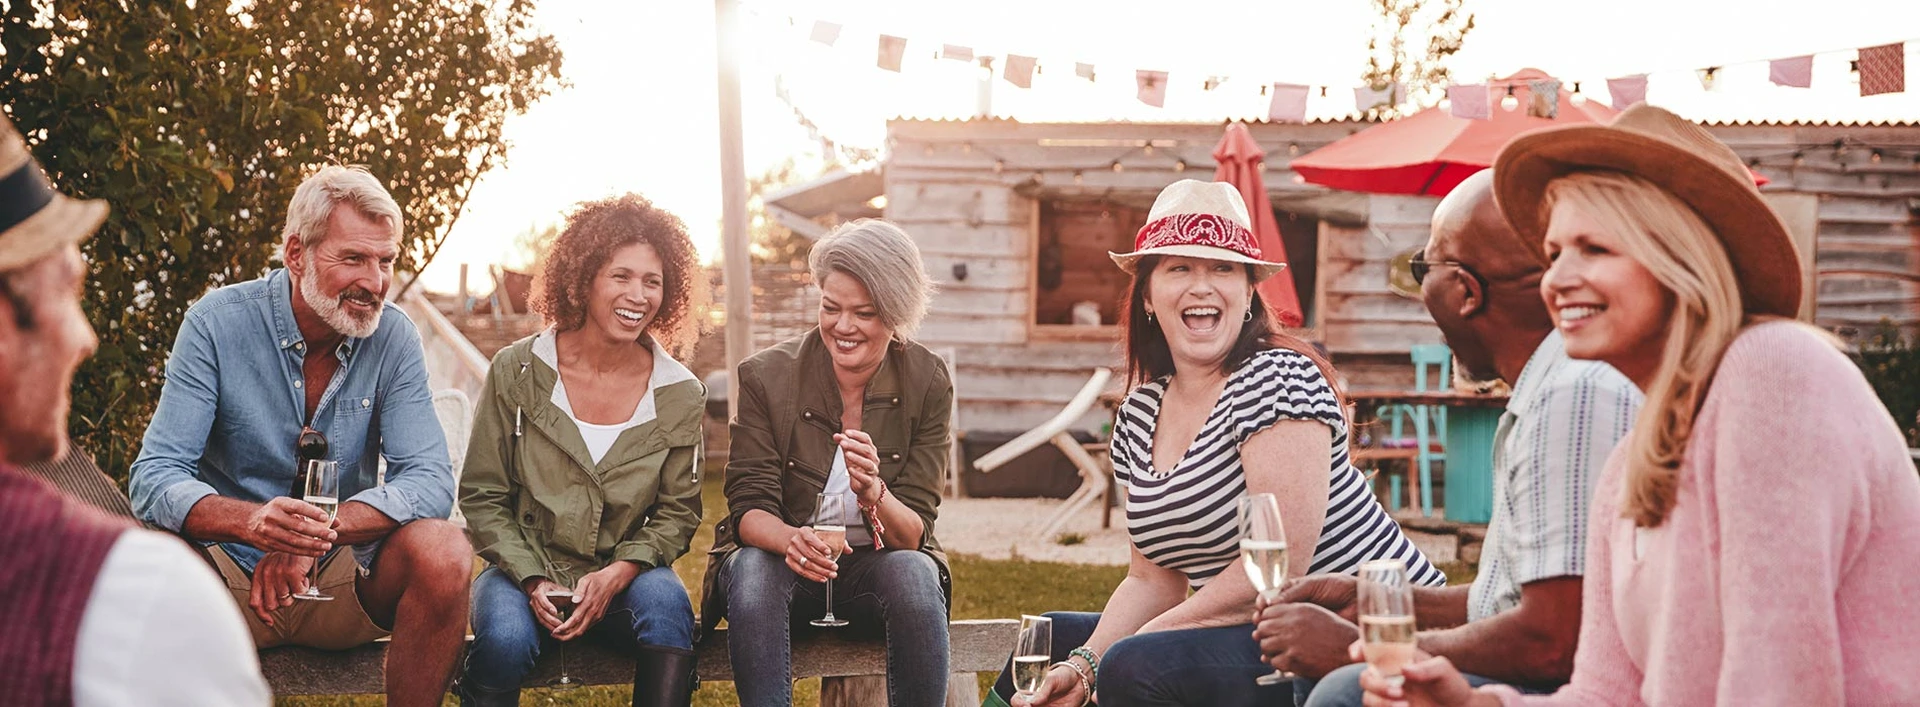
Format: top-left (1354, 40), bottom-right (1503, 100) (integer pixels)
top-left (457, 193), bottom-right (709, 707)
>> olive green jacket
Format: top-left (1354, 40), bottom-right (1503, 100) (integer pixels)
top-left (698, 329), bottom-right (954, 633)
top-left (460, 334), bottom-right (705, 588)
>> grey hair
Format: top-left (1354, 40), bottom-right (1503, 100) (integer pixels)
top-left (808, 218), bottom-right (934, 339)
top-left (276, 165), bottom-right (403, 262)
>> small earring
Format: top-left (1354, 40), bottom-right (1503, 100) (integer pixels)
top-left (1145, 311), bottom-right (1156, 323)
top-left (1244, 309), bottom-right (1254, 322)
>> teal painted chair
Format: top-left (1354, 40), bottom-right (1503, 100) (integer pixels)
top-left (1374, 344), bottom-right (1450, 517)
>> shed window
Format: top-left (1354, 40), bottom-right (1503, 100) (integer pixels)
top-left (1034, 199), bottom-right (1146, 329)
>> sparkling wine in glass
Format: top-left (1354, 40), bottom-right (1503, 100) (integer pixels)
top-left (810, 492), bottom-right (850, 628)
top-left (1239, 492), bottom-right (1293, 684)
top-left (1012, 614), bottom-right (1053, 698)
top-left (292, 459), bottom-right (338, 602)
top-left (545, 588), bottom-right (581, 691)
top-left (1359, 559), bottom-right (1417, 687)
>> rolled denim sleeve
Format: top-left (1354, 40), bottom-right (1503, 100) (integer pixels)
top-left (352, 317), bottom-right (454, 524)
top-left (129, 310), bottom-right (224, 533)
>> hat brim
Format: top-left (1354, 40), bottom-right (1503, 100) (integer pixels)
top-left (1494, 125), bottom-right (1801, 318)
top-left (0, 194), bottom-right (105, 271)
top-left (1109, 244), bottom-right (1288, 283)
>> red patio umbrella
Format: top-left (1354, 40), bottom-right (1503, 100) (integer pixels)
top-left (1291, 69), bottom-right (1617, 197)
top-left (1214, 122), bottom-right (1305, 327)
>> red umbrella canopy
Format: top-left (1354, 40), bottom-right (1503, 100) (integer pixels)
top-left (1291, 69), bottom-right (1617, 197)
top-left (1213, 122), bottom-right (1305, 327)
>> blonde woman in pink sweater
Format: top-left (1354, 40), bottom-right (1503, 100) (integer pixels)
top-left (1359, 104), bottom-right (1920, 707)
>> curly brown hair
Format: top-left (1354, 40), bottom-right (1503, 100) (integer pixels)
top-left (528, 193), bottom-right (707, 358)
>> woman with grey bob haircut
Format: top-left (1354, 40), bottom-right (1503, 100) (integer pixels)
top-left (807, 218), bottom-right (934, 339)
top-left (701, 217), bottom-right (957, 707)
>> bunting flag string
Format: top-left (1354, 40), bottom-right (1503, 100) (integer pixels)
top-left (762, 7), bottom-right (1914, 114)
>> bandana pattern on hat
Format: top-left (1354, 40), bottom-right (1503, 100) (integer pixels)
top-left (1136, 213), bottom-right (1262, 260)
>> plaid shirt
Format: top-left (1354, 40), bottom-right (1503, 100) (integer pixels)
top-left (1468, 331), bottom-right (1641, 621)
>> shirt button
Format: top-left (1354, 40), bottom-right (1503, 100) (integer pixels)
top-left (891, 453), bottom-right (902, 462)
top-left (787, 460), bottom-right (796, 468)
top-left (280, 339), bottom-right (288, 346)
top-left (803, 411), bottom-right (812, 419)
top-left (891, 397), bottom-right (900, 405)
top-left (522, 512), bottom-right (535, 524)
top-left (294, 381), bottom-right (303, 389)
top-left (361, 398), bottom-right (371, 407)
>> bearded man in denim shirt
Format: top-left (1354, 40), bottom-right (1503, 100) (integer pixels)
top-left (130, 165), bottom-right (471, 707)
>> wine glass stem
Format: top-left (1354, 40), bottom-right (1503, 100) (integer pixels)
top-left (824, 577), bottom-right (835, 619)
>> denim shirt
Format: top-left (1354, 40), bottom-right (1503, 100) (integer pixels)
top-left (129, 269), bottom-right (453, 573)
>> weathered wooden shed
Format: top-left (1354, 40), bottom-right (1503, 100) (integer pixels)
top-left (770, 117), bottom-right (1920, 441)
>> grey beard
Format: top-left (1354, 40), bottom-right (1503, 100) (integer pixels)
top-left (300, 264), bottom-right (380, 339)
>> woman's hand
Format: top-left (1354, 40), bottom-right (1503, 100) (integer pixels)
top-left (554, 562), bottom-right (641, 641)
top-left (835, 430), bottom-right (885, 506)
top-left (1022, 663), bottom-right (1091, 707)
top-left (1352, 641), bottom-right (1489, 707)
top-left (521, 576), bottom-right (570, 634)
top-left (785, 526), bottom-right (850, 583)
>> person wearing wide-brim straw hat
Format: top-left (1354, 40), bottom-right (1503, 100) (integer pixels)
top-left (987, 180), bottom-right (1445, 707)
top-left (1362, 104), bottom-right (1920, 706)
top-left (0, 113), bottom-right (270, 705)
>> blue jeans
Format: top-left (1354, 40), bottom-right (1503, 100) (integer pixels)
top-left (1299, 662), bottom-right (1555, 707)
top-left (988, 611), bottom-right (1292, 706)
top-left (461, 566), bottom-right (695, 703)
top-left (720, 546), bottom-right (950, 707)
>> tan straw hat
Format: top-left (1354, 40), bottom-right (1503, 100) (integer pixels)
top-left (1493, 103), bottom-right (1800, 318)
top-left (0, 114), bottom-right (106, 272)
top-left (1109, 179), bottom-right (1287, 282)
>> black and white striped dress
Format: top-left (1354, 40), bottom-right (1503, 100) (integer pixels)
top-left (1110, 348), bottom-right (1447, 589)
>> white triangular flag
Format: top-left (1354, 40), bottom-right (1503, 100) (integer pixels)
top-left (1696, 67), bottom-right (1719, 91)
top-left (1446, 84), bottom-right (1489, 120)
top-left (1204, 76), bottom-right (1227, 91)
top-left (941, 44), bottom-right (974, 63)
top-left (1137, 70), bottom-right (1168, 107)
top-left (1607, 74), bottom-right (1648, 110)
top-left (1004, 55), bottom-right (1037, 89)
top-left (1075, 63), bottom-right (1096, 81)
top-left (877, 35), bottom-right (907, 72)
top-left (1354, 82), bottom-right (1398, 114)
top-left (1267, 83), bottom-right (1310, 123)
top-left (1769, 55), bottom-right (1813, 88)
top-left (809, 21), bottom-right (840, 46)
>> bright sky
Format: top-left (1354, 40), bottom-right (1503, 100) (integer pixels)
top-left (416, 0), bottom-right (1920, 294)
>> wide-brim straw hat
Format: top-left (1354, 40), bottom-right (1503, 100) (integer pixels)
top-left (1110, 179), bottom-right (1287, 282)
top-left (1494, 103), bottom-right (1800, 318)
top-left (0, 115), bottom-right (106, 272)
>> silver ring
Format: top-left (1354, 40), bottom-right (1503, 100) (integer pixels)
top-left (799, 556), bottom-right (809, 567)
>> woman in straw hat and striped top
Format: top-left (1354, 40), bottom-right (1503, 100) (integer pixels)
top-left (1359, 105), bottom-right (1920, 706)
top-left (989, 179), bottom-right (1443, 707)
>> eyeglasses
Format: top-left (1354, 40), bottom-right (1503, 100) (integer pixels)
top-left (1408, 251), bottom-right (1483, 290)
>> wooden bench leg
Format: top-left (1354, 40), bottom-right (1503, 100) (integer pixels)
top-left (820, 673), bottom-right (984, 707)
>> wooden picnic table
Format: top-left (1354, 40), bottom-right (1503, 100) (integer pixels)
top-left (1348, 389), bottom-right (1508, 522)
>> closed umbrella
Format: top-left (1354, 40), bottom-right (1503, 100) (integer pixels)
top-left (1213, 122), bottom-right (1305, 327)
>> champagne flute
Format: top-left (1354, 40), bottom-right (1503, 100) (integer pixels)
top-left (1239, 492), bottom-right (1292, 684)
top-left (292, 459), bottom-right (339, 602)
top-left (810, 492), bottom-right (850, 628)
top-left (1359, 559), bottom-right (1417, 688)
top-left (545, 587), bottom-right (581, 691)
top-left (1012, 615), bottom-right (1053, 700)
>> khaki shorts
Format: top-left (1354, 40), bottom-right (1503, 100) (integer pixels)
top-left (207, 545), bottom-right (391, 650)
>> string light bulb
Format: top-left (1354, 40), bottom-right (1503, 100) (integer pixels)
top-left (1174, 159), bottom-right (1188, 172)
top-left (1142, 143), bottom-right (1154, 156)
top-left (993, 159), bottom-right (1006, 174)
top-left (1870, 150), bottom-right (1883, 164)
top-left (1570, 82), bottom-right (1587, 106)
top-left (1288, 142), bottom-right (1300, 157)
top-left (1073, 170), bottom-right (1085, 185)
top-left (1500, 86), bottom-right (1519, 112)
top-left (1110, 160), bottom-right (1124, 173)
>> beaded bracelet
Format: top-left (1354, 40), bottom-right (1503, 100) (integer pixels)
top-left (1068, 646), bottom-right (1102, 683)
top-left (1050, 660), bottom-right (1093, 706)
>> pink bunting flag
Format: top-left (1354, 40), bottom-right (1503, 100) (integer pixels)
top-left (1607, 74), bottom-right (1648, 110)
top-left (1267, 83), bottom-right (1310, 123)
top-left (1075, 63), bottom-right (1096, 81)
top-left (1004, 54), bottom-right (1037, 88)
top-left (1770, 55), bottom-right (1814, 88)
top-left (1446, 83), bottom-right (1489, 120)
top-left (941, 44), bottom-right (973, 62)
top-left (1527, 79), bottom-right (1560, 118)
top-left (1859, 42), bottom-right (1906, 96)
top-left (876, 35), bottom-right (907, 72)
top-left (1353, 82), bottom-right (1398, 114)
top-left (809, 21), bottom-right (841, 46)
top-left (1137, 70), bottom-right (1168, 107)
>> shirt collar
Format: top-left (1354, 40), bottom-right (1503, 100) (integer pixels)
top-left (1506, 330), bottom-right (1565, 415)
top-left (534, 327), bottom-right (696, 395)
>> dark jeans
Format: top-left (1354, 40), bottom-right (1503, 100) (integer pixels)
top-left (460, 566), bottom-right (695, 705)
top-left (988, 611), bottom-right (1293, 706)
top-left (720, 546), bottom-right (950, 707)
top-left (1298, 662), bottom-right (1557, 706)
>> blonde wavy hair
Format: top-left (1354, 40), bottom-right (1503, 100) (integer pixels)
top-left (1542, 172), bottom-right (1746, 528)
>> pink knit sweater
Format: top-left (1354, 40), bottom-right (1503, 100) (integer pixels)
top-left (1494, 322), bottom-right (1920, 706)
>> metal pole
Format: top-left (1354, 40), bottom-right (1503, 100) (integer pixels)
top-left (715, 0), bottom-right (753, 418)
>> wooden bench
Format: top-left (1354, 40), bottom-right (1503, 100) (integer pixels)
top-left (262, 619), bottom-right (1018, 706)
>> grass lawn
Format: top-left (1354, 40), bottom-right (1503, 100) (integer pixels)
top-left (281, 470), bottom-right (1470, 705)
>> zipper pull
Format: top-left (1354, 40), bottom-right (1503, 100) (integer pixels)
top-left (514, 406), bottom-right (523, 437)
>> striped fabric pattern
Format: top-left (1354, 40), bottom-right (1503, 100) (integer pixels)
top-left (1112, 348), bottom-right (1447, 589)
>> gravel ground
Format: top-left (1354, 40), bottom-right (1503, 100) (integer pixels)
top-left (936, 496), bottom-right (1132, 565)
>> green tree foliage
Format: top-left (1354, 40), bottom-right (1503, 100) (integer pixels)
top-left (748, 157), bottom-right (819, 268)
top-left (1853, 322), bottom-right (1920, 449)
top-left (1361, 0), bottom-right (1475, 118)
top-left (0, 0), bottom-right (563, 478)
